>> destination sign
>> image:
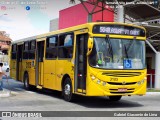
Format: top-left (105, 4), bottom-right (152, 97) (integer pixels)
top-left (93, 25), bottom-right (145, 37)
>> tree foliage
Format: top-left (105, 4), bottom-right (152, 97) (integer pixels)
top-left (70, 0), bottom-right (76, 4)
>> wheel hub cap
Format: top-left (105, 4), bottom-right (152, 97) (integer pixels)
top-left (64, 84), bottom-right (70, 95)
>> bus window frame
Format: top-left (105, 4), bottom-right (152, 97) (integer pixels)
top-left (12, 44), bottom-right (17, 52)
top-left (24, 42), bottom-right (29, 51)
top-left (58, 32), bottom-right (74, 59)
top-left (11, 44), bottom-right (17, 59)
top-left (30, 40), bottom-right (36, 50)
top-left (45, 35), bottom-right (58, 60)
top-left (29, 40), bottom-right (36, 60)
top-left (23, 41), bottom-right (29, 60)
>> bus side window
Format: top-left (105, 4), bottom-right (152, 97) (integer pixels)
top-left (29, 40), bottom-right (36, 59)
top-left (11, 44), bottom-right (17, 59)
top-left (58, 33), bottom-right (74, 59)
top-left (64, 35), bottom-right (72, 46)
top-left (46, 36), bottom-right (58, 59)
top-left (23, 42), bottom-right (29, 59)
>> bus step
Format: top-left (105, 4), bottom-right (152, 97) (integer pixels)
top-left (36, 85), bottom-right (42, 89)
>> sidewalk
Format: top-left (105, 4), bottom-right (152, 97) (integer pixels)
top-left (146, 92), bottom-right (160, 95)
top-left (0, 76), bottom-right (12, 97)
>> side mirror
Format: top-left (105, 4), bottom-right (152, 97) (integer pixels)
top-left (87, 38), bottom-right (93, 56)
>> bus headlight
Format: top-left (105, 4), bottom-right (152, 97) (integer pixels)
top-left (90, 75), bottom-right (96, 80)
top-left (102, 82), bottom-right (106, 86)
top-left (137, 79), bottom-right (145, 85)
top-left (137, 81), bottom-right (141, 85)
top-left (144, 77), bottom-right (147, 80)
top-left (97, 79), bottom-right (101, 84)
top-left (141, 79), bottom-right (145, 84)
top-left (90, 75), bottom-right (107, 86)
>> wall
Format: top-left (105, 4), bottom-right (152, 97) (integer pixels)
top-left (59, 2), bottom-right (114, 29)
top-left (147, 53), bottom-right (155, 69)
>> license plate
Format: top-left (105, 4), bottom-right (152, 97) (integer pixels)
top-left (118, 88), bottom-right (127, 92)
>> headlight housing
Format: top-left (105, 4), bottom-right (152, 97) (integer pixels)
top-left (137, 79), bottom-right (145, 85)
top-left (90, 74), bottom-right (107, 86)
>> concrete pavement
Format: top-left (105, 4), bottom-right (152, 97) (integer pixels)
top-left (0, 89), bottom-right (11, 97)
top-left (0, 78), bottom-right (160, 97)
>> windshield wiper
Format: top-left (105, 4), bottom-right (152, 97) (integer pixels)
top-left (105, 35), bottom-right (113, 62)
top-left (126, 38), bottom-right (136, 51)
top-left (123, 37), bottom-right (136, 59)
top-left (124, 44), bottom-right (129, 59)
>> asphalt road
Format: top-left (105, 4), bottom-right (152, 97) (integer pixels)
top-left (0, 79), bottom-right (160, 120)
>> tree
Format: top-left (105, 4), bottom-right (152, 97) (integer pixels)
top-left (0, 31), bottom-right (9, 37)
top-left (70, 0), bottom-right (76, 4)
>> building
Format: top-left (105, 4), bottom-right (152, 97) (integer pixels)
top-left (0, 31), bottom-right (12, 62)
top-left (50, 1), bottom-right (114, 31)
top-left (59, 2), bottom-right (114, 29)
top-left (0, 31), bottom-right (11, 52)
top-left (50, 18), bottom-right (59, 31)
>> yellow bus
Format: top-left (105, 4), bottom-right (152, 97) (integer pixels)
top-left (10, 22), bottom-right (147, 101)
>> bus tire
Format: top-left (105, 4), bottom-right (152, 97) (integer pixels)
top-left (109, 96), bottom-right (122, 101)
top-left (23, 73), bottom-right (30, 90)
top-left (62, 78), bottom-right (73, 102)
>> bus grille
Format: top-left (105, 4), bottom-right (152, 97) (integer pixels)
top-left (107, 82), bottom-right (137, 85)
top-left (102, 72), bottom-right (141, 77)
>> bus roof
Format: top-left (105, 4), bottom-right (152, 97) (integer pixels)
top-left (12, 22), bottom-right (146, 44)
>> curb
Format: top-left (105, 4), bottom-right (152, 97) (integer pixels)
top-left (0, 89), bottom-right (11, 97)
top-left (146, 92), bottom-right (160, 95)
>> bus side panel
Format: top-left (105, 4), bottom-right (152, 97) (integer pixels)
top-left (56, 60), bottom-right (74, 91)
top-left (22, 60), bottom-right (27, 82)
top-left (28, 60), bottom-right (36, 86)
top-left (18, 61), bottom-right (23, 81)
top-left (10, 60), bottom-right (16, 80)
top-left (43, 60), bottom-right (56, 89)
top-left (22, 60), bottom-right (36, 86)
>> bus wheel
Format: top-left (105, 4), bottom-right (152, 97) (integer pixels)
top-left (24, 73), bottom-right (30, 90)
top-left (109, 96), bottom-right (122, 101)
top-left (63, 78), bottom-right (73, 102)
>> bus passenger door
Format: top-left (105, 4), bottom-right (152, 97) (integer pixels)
top-left (36, 40), bottom-right (45, 87)
top-left (16, 44), bottom-right (23, 81)
top-left (75, 34), bottom-right (88, 93)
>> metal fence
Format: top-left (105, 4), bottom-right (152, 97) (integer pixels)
top-left (147, 74), bottom-right (155, 89)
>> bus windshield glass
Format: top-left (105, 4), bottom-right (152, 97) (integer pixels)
top-left (89, 37), bottom-right (145, 69)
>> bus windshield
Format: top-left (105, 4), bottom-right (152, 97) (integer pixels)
top-left (89, 37), bottom-right (146, 69)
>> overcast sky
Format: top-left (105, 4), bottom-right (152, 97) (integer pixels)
top-left (0, 0), bottom-right (79, 40)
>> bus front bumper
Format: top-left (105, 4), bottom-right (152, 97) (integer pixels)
top-left (86, 79), bottom-right (147, 96)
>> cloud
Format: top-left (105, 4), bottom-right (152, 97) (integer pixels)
top-left (0, 3), bottom-right (47, 40)
top-left (0, 15), bottom-right (12, 22)
top-left (40, 0), bottom-right (79, 19)
top-left (0, 0), bottom-right (80, 41)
